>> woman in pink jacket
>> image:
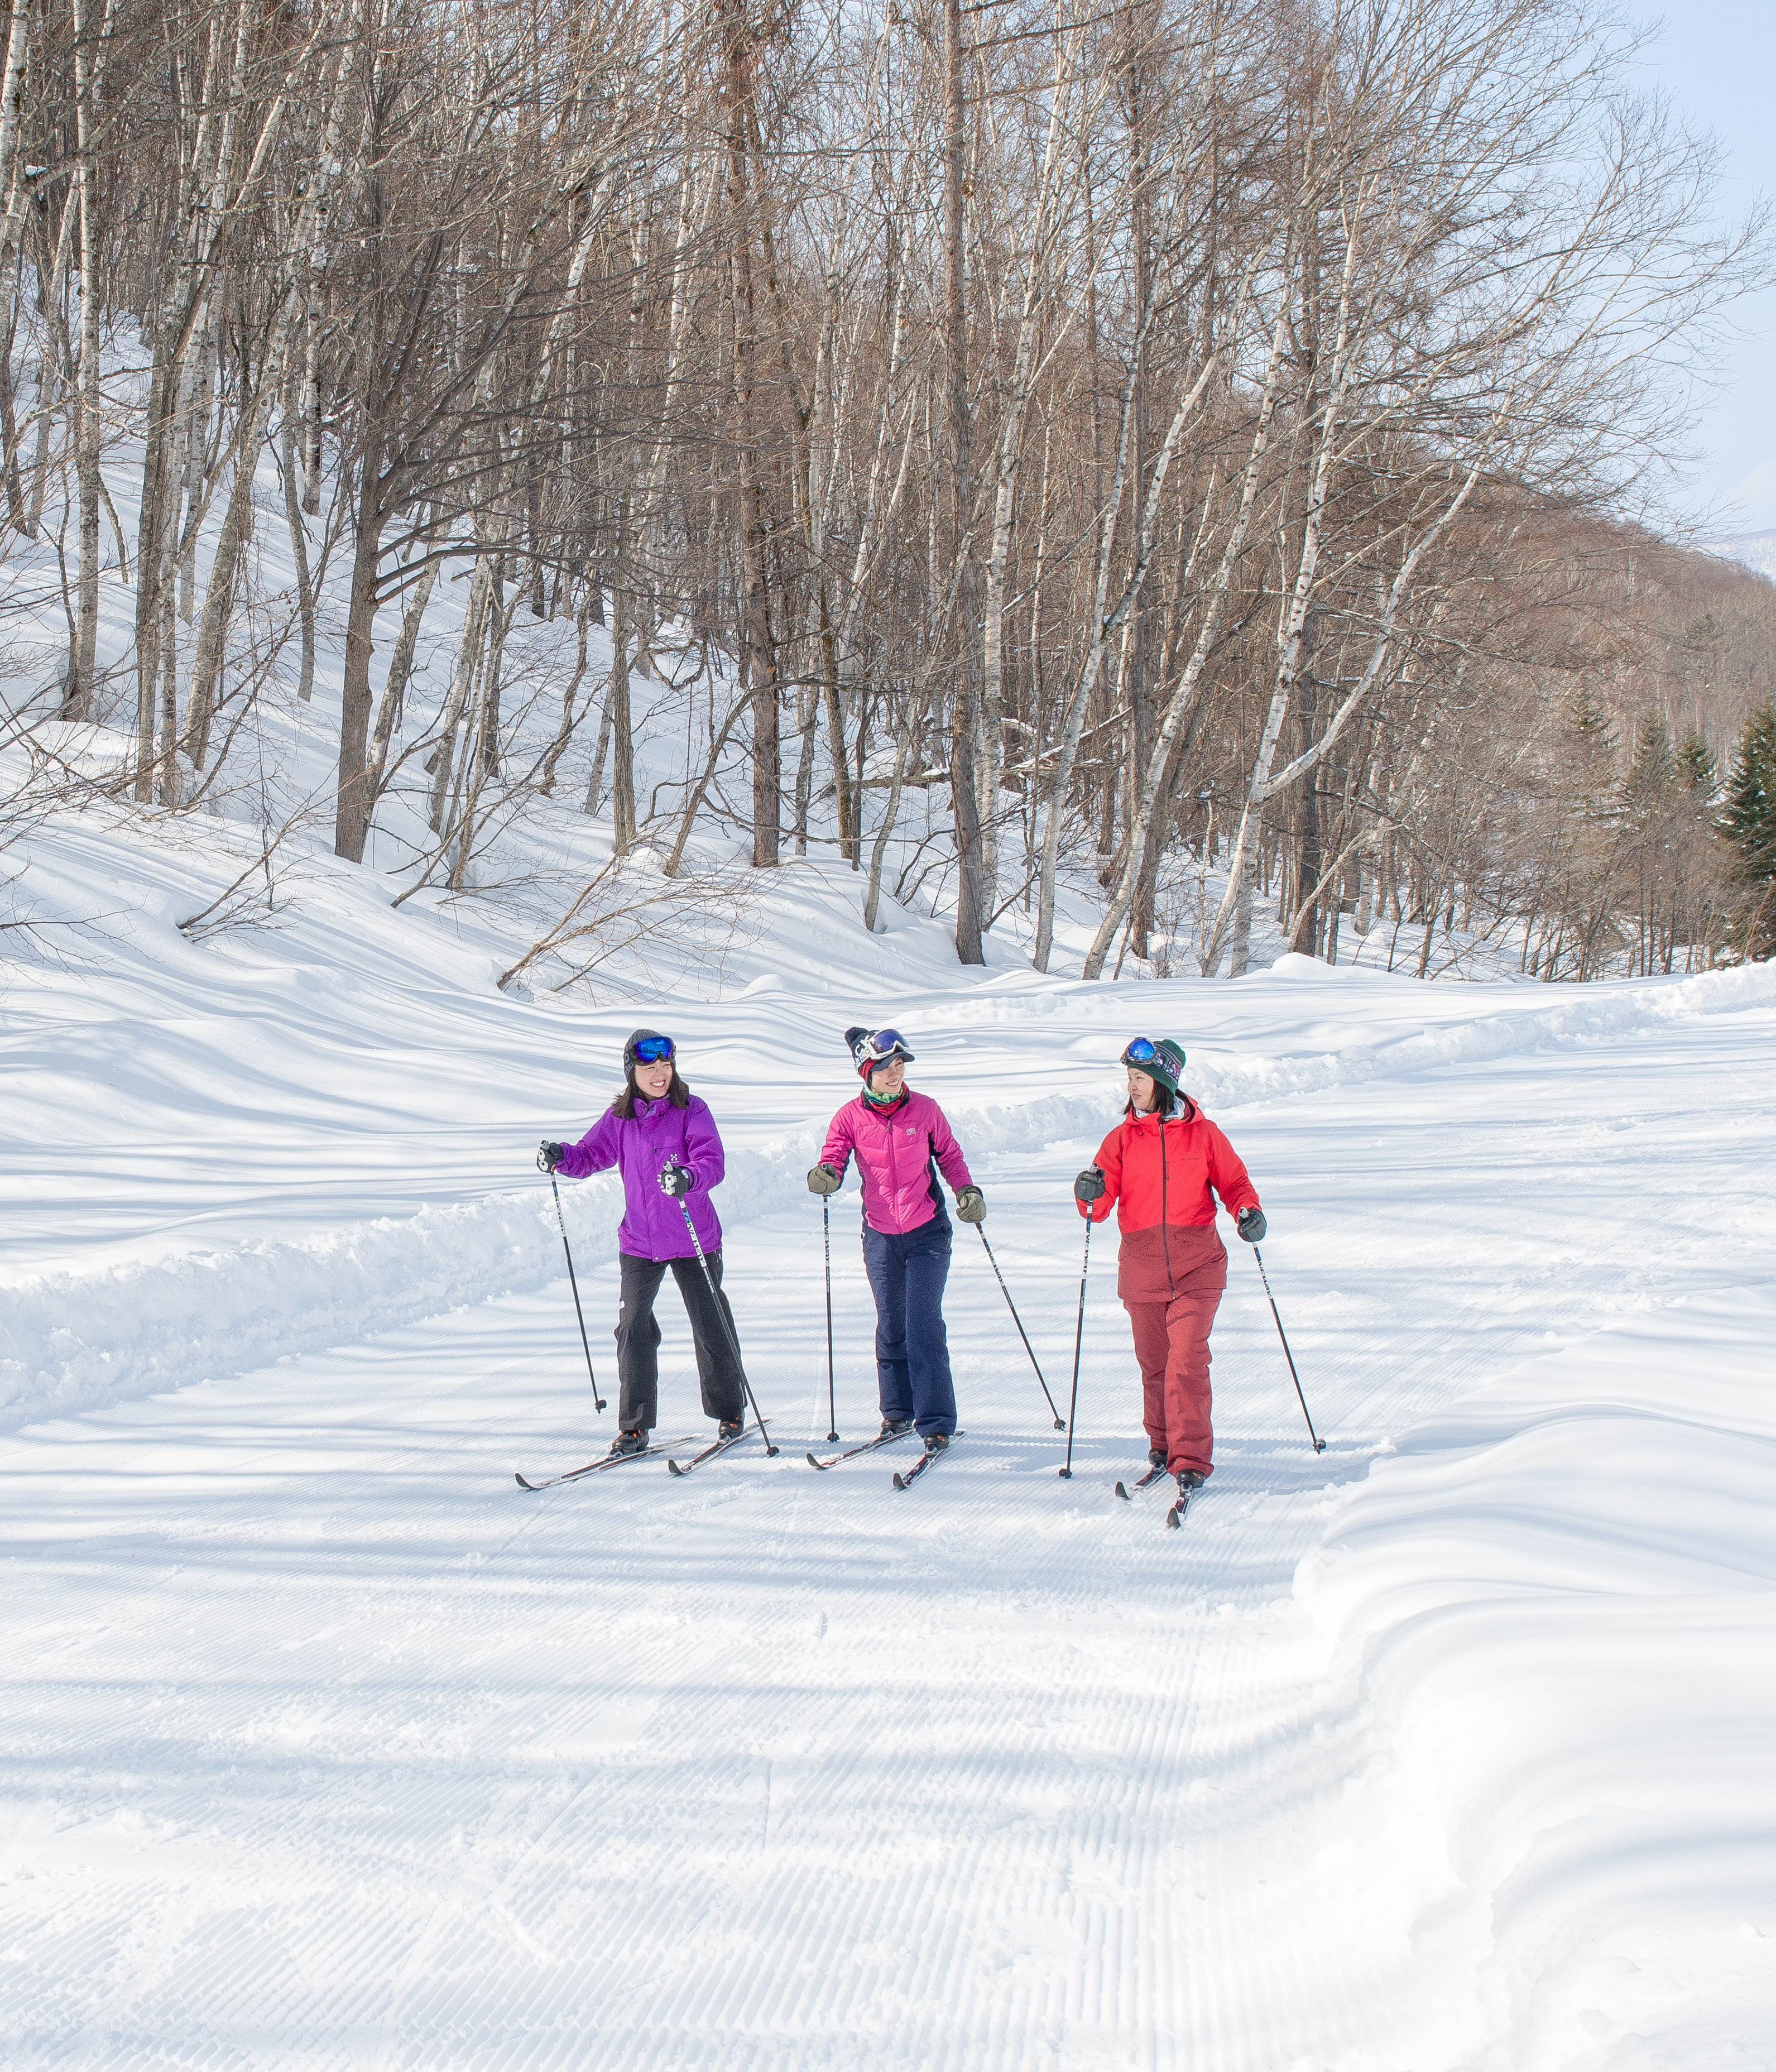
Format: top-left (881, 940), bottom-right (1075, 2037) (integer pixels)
top-left (807, 1027), bottom-right (983, 1450)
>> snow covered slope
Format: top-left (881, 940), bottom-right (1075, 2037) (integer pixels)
top-left (3, 815), bottom-right (1774, 2069)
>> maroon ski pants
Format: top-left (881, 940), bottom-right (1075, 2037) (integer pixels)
top-left (1124, 1248), bottom-right (1226, 1479)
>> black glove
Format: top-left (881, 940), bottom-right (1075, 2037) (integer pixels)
top-left (1074, 1166), bottom-right (1106, 1205)
top-left (659, 1162), bottom-right (694, 1198)
top-left (954, 1185), bottom-right (986, 1225)
top-left (1237, 1206), bottom-right (1266, 1243)
top-left (538, 1141), bottom-right (565, 1174)
top-left (807, 1163), bottom-right (842, 1196)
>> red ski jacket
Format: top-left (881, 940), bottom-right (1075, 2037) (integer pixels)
top-left (1079, 1099), bottom-right (1260, 1303)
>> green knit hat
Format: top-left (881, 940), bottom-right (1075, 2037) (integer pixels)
top-left (1123, 1035), bottom-right (1187, 1093)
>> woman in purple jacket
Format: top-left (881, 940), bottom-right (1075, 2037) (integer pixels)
top-left (807, 1028), bottom-right (984, 1451)
top-left (539, 1030), bottom-right (745, 1456)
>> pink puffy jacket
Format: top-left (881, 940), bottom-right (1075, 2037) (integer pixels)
top-left (819, 1089), bottom-right (975, 1236)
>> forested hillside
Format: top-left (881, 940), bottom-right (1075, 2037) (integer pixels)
top-left (2, 0), bottom-right (1772, 982)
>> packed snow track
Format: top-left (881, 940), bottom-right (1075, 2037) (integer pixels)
top-left (4, 962), bottom-right (1775, 2069)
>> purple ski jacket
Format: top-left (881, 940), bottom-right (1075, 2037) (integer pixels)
top-left (819, 1088), bottom-right (974, 1237)
top-left (555, 1093), bottom-right (725, 1262)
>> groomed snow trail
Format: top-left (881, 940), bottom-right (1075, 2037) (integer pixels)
top-left (4, 988), bottom-right (1775, 2069)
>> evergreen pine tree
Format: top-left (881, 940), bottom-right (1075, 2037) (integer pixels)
top-left (1621, 712), bottom-right (1678, 823)
top-left (1718, 703), bottom-right (1776, 961)
top-left (1679, 723), bottom-right (1717, 798)
top-left (1568, 690), bottom-right (1619, 817)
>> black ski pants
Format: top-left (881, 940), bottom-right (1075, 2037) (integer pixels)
top-left (615, 1250), bottom-right (746, 1434)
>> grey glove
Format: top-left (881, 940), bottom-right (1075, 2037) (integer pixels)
top-left (807, 1163), bottom-right (842, 1196)
top-left (1073, 1166), bottom-right (1105, 1204)
top-left (538, 1140), bottom-right (565, 1174)
top-left (954, 1185), bottom-right (986, 1225)
top-left (1237, 1206), bottom-right (1266, 1244)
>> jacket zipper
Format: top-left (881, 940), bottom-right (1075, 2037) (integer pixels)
top-left (1159, 1115), bottom-right (1173, 1297)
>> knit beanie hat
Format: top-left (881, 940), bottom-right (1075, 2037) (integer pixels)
top-left (845, 1025), bottom-right (915, 1081)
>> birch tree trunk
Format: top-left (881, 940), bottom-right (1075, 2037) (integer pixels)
top-left (280, 416), bottom-right (316, 703)
top-left (607, 570), bottom-right (636, 855)
top-left (943, 0), bottom-right (984, 964)
top-left (722, 0), bottom-right (780, 869)
top-left (66, 0), bottom-right (109, 717)
top-left (367, 559), bottom-right (436, 794)
top-left (429, 548), bottom-right (495, 835)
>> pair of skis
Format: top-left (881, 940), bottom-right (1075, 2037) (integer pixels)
top-left (1114, 1460), bottom-right (1197, 1528)
top-left (805, 1426), bottom-right (910, 1472)
top-left (515, 1419), bottom-right (770, 1491)
top-left (807, 1426), bottom-right (953, 1489)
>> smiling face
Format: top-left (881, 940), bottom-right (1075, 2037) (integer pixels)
top-left (635, 1056), bottom-right (675, 1100)
top-left (1126, 1065), bottom-right (1158, 1112)
top-left (867, 1056), bottom-right (907, 1100)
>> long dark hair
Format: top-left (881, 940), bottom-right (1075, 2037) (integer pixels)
top-left (609, 1064), bottom-right (692, 1119)
top-left (1124, 1082), bottom-right (1177, 1119)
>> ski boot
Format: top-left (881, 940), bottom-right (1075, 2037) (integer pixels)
top-left (608, 1428), bottom-right (649, 1458)
top-left (718, 1417), bottom-right (745, 1442)
top-left (880, 1417), bottom-right (914, 1438)
top-left (1165, 1468), bottom-right (1206, 1531)
top-left (921, 1431), bottom-right (951, 1455)
top-left (1148, 1446), bottom-right (1167, 1470)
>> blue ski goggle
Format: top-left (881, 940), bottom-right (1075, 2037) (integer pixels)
top-left (632, 1036), bottom-right (675, 1065)
top-left (1121, 1038), bottom-right (1158, 1067)
top-left (864, 1028), bottom-right (912, 1062)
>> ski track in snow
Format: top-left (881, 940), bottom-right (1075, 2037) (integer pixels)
top-left (4, 976), bottom-right (1775, 2068)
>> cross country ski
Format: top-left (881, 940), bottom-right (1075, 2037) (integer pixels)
top-left (666, 1421), bottom-right (771, 1478)
top-left (515, 1435), bottom-right (698, 1491)
top-left (892, 1433), bottom-right (951, 1489)
top-left (808, 1420), bottom-right (915, 1470)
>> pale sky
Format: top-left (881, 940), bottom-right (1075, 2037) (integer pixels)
top-left (1635, 0), bottom-right (1776, 536)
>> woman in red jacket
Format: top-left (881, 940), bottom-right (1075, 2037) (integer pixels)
top-left (1073, 1037), bottom-right (1265, 1495)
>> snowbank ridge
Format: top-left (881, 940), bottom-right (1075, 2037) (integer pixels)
top-left (1294, 1287), bottom-right (1776, 2065)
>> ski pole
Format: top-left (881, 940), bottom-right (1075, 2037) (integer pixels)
top-left (973, 1224), bottom-right (1066, 1428)
top-left (1252, 1243), bottom-right (1324, 1452)
top-left (822, 1196), bottom-right (839, 1442)
top-left (1058, 1216), bottom-right (1091, 1478)
top-left (675, 1197), bottom-right (779, 1455)
top-left (549, 1173), bottom-right (606, 1413)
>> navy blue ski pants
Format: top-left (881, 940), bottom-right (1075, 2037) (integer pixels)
top-left (862, 1216), bottom-right (957, 1438)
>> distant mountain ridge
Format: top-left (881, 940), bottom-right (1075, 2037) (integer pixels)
top-left (1712, 530), bottom-right (1776, 583)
